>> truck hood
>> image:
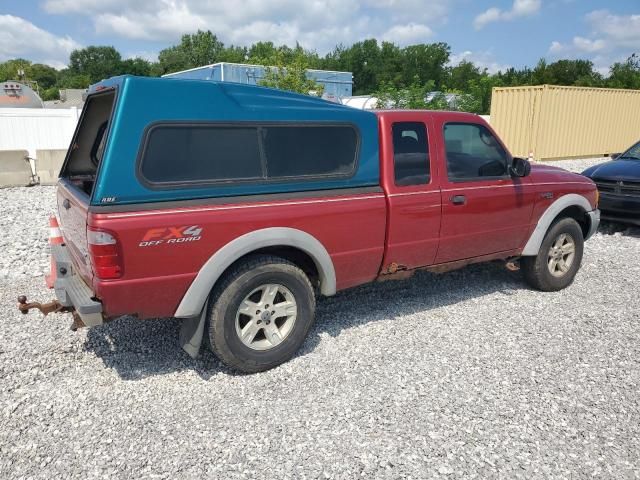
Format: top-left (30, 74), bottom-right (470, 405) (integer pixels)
top-left (529, 163), bottom-right (593, 185)
top-left (581, 159), bottom-right (640, 182)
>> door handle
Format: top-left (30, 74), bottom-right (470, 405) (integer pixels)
top-left (62, 198), bottom-right (71, 210)
top-left (450, 194), bottom-right (466, 205)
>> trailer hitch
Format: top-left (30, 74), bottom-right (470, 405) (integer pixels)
top-left (17, 296), bottom-right (86, 331)
top-left (18, 295), bottom-right (66, 315)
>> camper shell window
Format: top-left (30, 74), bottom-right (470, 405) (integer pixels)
top-left (60, 90), bottom-right (115, 195)
top-left (137, 122), bottom-right (359, 188)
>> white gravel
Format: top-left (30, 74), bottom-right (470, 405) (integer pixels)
top-left (537, 156), bottom-right (606, 174)
top-left (1, 157), bottom-right (639, 479)
top-left (0, 186), bottom-right (56, 281)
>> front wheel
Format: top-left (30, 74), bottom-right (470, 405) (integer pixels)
top-left (207, 255), bottom-right (315, 373)
top-left (521, 217), bottom-right (584, 292)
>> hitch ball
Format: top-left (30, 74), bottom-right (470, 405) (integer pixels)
top-left (17, 295), bottom-right (28, 314)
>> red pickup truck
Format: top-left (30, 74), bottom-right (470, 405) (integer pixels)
top-left (20, 77), bottom-right (599, 373)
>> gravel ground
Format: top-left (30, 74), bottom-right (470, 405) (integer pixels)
top-left (1, 157), bottom-right (639, 479)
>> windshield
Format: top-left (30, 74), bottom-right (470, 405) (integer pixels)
top-left (619, 140), bottom-right (640, 161)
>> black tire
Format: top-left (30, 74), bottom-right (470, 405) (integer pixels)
top-left (207, 255), bottom-right (315, 373)
top-left (521, 217), bottom-right (584, 292)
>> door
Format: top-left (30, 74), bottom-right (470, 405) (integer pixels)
top-left (434, 120), bottom-right (535, 264)
top-left (382, 117), bottom-right (441, 270)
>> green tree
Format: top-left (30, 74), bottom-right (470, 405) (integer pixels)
top-left (5, 32), bottom-right (640, 109)
top-left (179, 30), bottom-right (225, 67)
top-left (27, 63), bottom-right (58, 89)
top-left (258, 50), bottom-right (324, 95)
top-left (447, 60), bottom-right (482, 91)
top-left (56, 68), bottom-right (91, 89)
top-left (401, 42), bottom-right (451, 89)
top-left (40, 87), bottom-right (61, 101)
top-left (69, 46), bottom-right (122, 83)
top-left (247, 41), bottom-right (278, 64)
top-left (157, 30), bottom-right (248, 75)
top-left (457, 75), bottom-right (501, 114)
top-left (531, 58), bottom-right (550, 84)
top-left (0, 58), bottom-right (32, 81)
top-left (157, 46), bottom-right (189, 75)
top-left (545, 59), bottom-right (601, 86)
top-left (221, 45), bottom-right (249, 63)
top-left (607, 54), bottom-right (640, 89)
top-left (495, 67), bottom-right (534, 87)
top-left (374, 76), bottom-right (448, 110)
top-left (120, 57), bottom-right (152, 76)
top-left (331, 39), bottom-right (382, 94)
top-left (320, 44), bottom-right (346, 72)
top-left (378, 41), bottom-right (404, 86)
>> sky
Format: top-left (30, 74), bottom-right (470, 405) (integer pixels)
top-left (0, 0), bottom-right (638, 75)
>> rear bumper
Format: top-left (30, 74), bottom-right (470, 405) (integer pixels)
top-left (52, 244), bottom-right (104, 327)
top-left (586, 209), bottom-right (600, 239)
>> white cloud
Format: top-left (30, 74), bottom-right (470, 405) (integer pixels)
top-left (449, 50), bottom-right (511, 74)
top-left (474, 0), bottom-right (541, 29)
top-left (125, 51), bottom-right (160, 62)
top-left (549, 36), bottom-right (605, 54)
top-left (381, 23), bottom-right (433, 44)
top-left (548, 41), bottom-right (564, 54)
top-left (0, 15), bottom-right (80, 68)
top-left (473, 8), bottom-right (502, 30)
top-left (548, 10), bottom-right (640, 73)
top-left (584, 10), bottom-right (640, 50)
top-left (95, 9), bottom-right (207, 41)
top-left (43, 0), bottom-right (125, 14)
top-left (40, 0), bottom-right (453, 53)
top-left (572, 36), bottom-right (606, 53)
top-left (511, 0), bottom-right (541, 16)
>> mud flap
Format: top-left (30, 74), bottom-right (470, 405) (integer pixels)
top-left (178, 300), bottom-right (208, 359)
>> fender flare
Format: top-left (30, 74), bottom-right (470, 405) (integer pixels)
top-left (174, 227), bottom-right (336, 318)
top-left (521, 193), bottom-right (593, 256)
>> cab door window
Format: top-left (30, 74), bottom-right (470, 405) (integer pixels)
top-left (392, 122), bottom-right (430, 186)
top-left (444, 123), bottom-right (509, 182)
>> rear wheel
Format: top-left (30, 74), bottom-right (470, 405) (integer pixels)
top-left (207, 255), bottom-right (315, 373)
top-left (521, 217), bottom-right (584, 291)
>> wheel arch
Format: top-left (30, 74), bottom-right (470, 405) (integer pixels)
top-left (174, 227), bottom-right (336, 318)
top-left (522, 194), bottom-right (594, 256)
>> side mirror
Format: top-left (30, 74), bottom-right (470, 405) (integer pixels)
top-left (610, 152), bottom-right (621, 160)
top-left (510, 157), bottom-right (531, 177)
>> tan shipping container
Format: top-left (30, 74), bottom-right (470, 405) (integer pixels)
top-left (489, 85), bottom-right (640, 161)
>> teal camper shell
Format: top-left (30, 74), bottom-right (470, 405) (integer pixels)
top-left (81, 75), bottom-right (378, 207)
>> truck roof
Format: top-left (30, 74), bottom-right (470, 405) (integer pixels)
top-left (374, 109), bottom-right (483, 123)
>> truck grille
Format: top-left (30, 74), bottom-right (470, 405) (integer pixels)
top-left (595, 179), bottom-right (640, 196)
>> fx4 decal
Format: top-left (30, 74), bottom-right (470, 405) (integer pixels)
top-left (139, 225), bottom-right (203, 247)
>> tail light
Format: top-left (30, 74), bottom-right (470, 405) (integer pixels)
top-left (88, 228), bottom-right (123, 279)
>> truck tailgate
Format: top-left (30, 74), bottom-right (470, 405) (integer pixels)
top-left (56, 180), bottom-right (93, 284)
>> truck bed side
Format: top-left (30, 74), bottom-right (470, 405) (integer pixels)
top-left (89, 190), bottom-right (387, 319)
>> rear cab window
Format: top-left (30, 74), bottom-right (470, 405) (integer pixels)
top-left (60, 90), bottom-right (116, 196)
top-left (391, 122), bottom-right (430, 186)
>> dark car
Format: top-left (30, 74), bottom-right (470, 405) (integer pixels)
top-left (582, 140), bottom-right (640, 225)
